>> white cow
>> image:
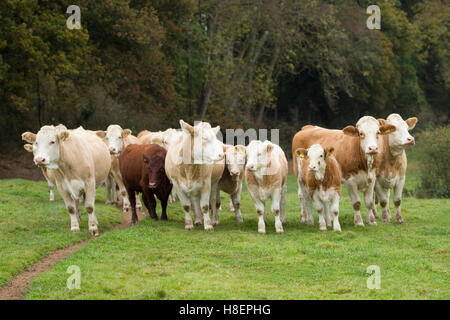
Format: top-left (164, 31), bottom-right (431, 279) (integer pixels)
top-left (165, 120), bottom-right (225, 231)
top-left (96, 125), bottom-right (143, 213)
top-left (245, 140), bottom-right (288, 234)
top-left (373, 114), bottom-right (418, 223)
top-left (24, 125), bottom-right (111, 235)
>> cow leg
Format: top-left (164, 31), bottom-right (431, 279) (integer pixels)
top-left (323, 201), bottom-right (332, 228)
top-left (56, 184), bottom-right (80, 232)
top-left (191, 197), bottom-right (203, 225)
top-left (200, 190), bottom-right (214, 231)
top-left (142, 189), bottom-right (158, 220)
top-left (48, 181), bottom-right (55, 202)
top-left (127, 187), bottom-right (138, 225)
top-left (373, 190), bottom-right (379, 219)
top-left (375, 182), bottom-right (391, 223)
top-left (105, 174), bottom-right (114, 204)
top-left (272, 188), bottom-right (284, 233)
top-left (169, 188), bottom-right (177, 203)
top-left (298, 180), bottom-right (313, 225)
top-left (314, 196), bottom-right (327, 231)
top-left (160, 197), bottom-right (168, 221)
top-left (84, 182), bottom-right (99, 236)
top-left (346, 182), bottom-right (364, 227)
top-left (210, 184), bottom-right (220, 226)
top-left (248, 186), bottom-right (265, 234)
top-left (231, 188), bottom-right (243, 223)
top-left (178, 191), bottom-right (194, 230)
top-left (229, 198), bottom-right (235, 212)
top-left (135, 192), bottom-right (143, 212)
top-left (331, 194), bottom-right (341, 232)
top-left (280, 182), bottom-right (287, 223)
top-left (364, 186), bottom-right (377, 226)
top-left (393, 177), bottom-right (405, 224)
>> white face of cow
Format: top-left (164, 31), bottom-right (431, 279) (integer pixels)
top-left (225, 145), bottom-right (246, 177)
top-left (180, 120), bottom-right (224, 164)
top-left (295, 144), bottom-right (334, 181)
top-left (97, 125), bottom-right (131, 156)
top-left (386, 114), bottom-right (417, 151)
top-left (245, 140), bottom-right (272, 172)
top-left (343, 116), bottom-right (396, 156)
top-left (163, 129), bottom-right (182, 150)
top-left (32, 125), bottom-right (69, 169)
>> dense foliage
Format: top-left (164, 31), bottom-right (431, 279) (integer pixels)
top-left (416, 125), bottom-right (450, 198)
top-left (0, 0), bottom-right (448, 152)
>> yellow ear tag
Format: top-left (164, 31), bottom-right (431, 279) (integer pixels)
top-left (239, 150), bottom-right (245, 154)
top-left (61, 135), bottom-right (66, 141)
top-left (299, 153), bottom-right (304, 158)
top-left (385, 129), bottom-right (390, 133)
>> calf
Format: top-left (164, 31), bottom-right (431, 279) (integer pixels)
top-left (96, 125), bottom-right (143, 213)
top-left (119, 144), bottom-right (172, 224)
top-left (245, 140), bottom-right (288, 234)
top-left (292, 116), bottom-right (396, 227)
top-left (295, 145), bottom-right (342, 231)
top-left (373, 114), bottom-right (418, 223)
top-left (215, 145), bottom-right (246, 223)
top-left (23, 125), bottom-right (111, 235)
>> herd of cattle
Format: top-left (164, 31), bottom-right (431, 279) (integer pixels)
top-left (20, 113), bottom-right (417, 235)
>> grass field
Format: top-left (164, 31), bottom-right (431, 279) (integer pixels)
top-left (0, 153), bottom-right (449, 299)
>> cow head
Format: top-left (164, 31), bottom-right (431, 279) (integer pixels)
top-left (246, 140), bottom-right (273, 173)
top-left (143, 150), bottom-right (167, 190)
top-left (96, 125), bottom-right (131, 156)
top-left (382, 114), bottom-right (418, 154)
top-left (30, 125), bottom-right (69, 169)
top-left (225, 145), bottom-right (246, 179)
top-left (180, 120), bottom-right (224, 164)
top-left (295, 144), bottom-right (334, 181)
top-left (343, 116), bottom-right (396, 156)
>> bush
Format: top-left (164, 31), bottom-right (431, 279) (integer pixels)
top-left (415, 125), bottom-right (450, 198)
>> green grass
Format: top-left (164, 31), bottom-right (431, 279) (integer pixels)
top-left (0, 179), bottom-right (122, 287)
top-left (18, 165), bottom-right (449, 299)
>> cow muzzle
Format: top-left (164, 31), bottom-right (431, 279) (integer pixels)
top-left (366, 146), bottom-right (379, 155)
top-left (34, 157), bottom-right (47, 166)
top-left (148, 182), bottom-right (157, 189)
top-left (405, 137), bottom-right (415, 145)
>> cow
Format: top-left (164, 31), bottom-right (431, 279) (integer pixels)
top-left (96, 125), bottom-right (143, 213)
top-left (23, 125), bottom-right (111, 235)
top-left (215, 145), bottom-right (246, 223)
top-left (165, 120), bottom-right (225, 231)
top-left (294, 144), bottom-right (342, 231)
top-left (373, 114), bottom-right (418, 224)
top-left (119, 144), bottom-right (172, 224)
top-left (292, 116), bottom-right (397, 227)
top-left (245, 140), bottom-right (288, 234)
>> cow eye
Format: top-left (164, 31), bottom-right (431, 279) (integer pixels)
top-left (50, 141), bottom-right (55, 144)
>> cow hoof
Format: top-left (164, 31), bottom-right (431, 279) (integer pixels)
top-left (194, 221), bottom-right (203, 226)
top-left (334, 226), bottom-right (342, 232)
top-left (306, 219), bottom-right (314, 225)
top-left (319, 225), bottom-right (327, 231)
top-left (204, 225), bottom-right (214, 231)
top-left (185, 224), bottom-right (194, 230)
top-left (236, 216), bottom-right (243, 223)
top-left (395, 217), bottom-right (404, 224)
top-left (368, 220), bottom-right (377, 226)
top-left (136, 205), bottom-right (143, 212)
top-left (71, 227), bottom-right (80, 232)
top-left (276, 228), bottom-right (284, 234)
top-left (89, 227), bottom-right (99, 236)
top-left (382, 217), bottom-right (391, 223)
top-left (258, 229), bottom-right (266, 234)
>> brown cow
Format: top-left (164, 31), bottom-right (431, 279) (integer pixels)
top-left (294, 144), bottom-right (342, 231)
top-left (119, 144), bottom-right (172, 224)
top-left (292, 116), bottom-right (396, 227)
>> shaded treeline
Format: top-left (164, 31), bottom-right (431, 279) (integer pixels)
top-left (0, 0), bottom-right (448, 154)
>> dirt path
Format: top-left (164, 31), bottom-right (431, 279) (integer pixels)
top-left (0, 208), bottom-right (148, 300)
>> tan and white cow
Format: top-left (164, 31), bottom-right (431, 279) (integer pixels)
top-left (215, 144), bottom-right (246, 223)
top-left (245, 140), bottom-right (288, 234)
top-left (294, 144), bottom-right (342, 231)
top-left (165, 120), bottom-right (225, 230)
top-left (373, 114), bottom-right (418, 223)
top-left (292, 116), bottom-right (396, 227)
top-left (96, 125), bottom-right (143, 213)
top-left (23, 125), bottom-right (111, 235)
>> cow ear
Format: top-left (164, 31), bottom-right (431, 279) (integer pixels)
top-left (180, 120), bottom-right (194, 135)
top-left (143, 155), bottom-right (149, 164)
top-left (295, 148), bottom-right (308, 159)
top-left (22, 132), bottom-right (36, 143)
top-left (58, 130), bottom-right (69, 142)
top-left (325, 147), bottom-right (334, 159)
top-left (212, 126), bottom-right (220, 135)
top-left (24, 144), bottom-right (33, 152)
top-left (96, 131), bottom-right (106, 138)
top-left (380, 124), bottom-right (396, 135)
top-left (266, 143), bottom-right (273, 153)
top-left (378, 119), bottom-right (387, 126)
top-left (405, 117), bottom-right (418, 130)
top-left (122, 129), bottom-right (132, 138)
top-left (343, 126), bottom-right (359, 137)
